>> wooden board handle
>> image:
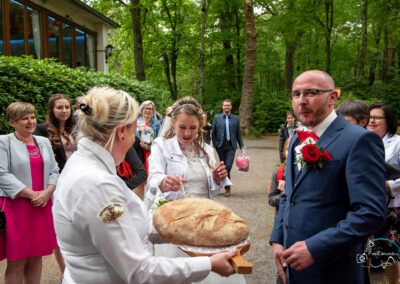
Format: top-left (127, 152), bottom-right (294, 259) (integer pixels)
top-left (230, 254), bottom-right (252, 274)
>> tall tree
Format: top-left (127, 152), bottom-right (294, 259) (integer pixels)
top-left (160, 0), bottom-right (184, 100)
top-left (131, 0), bottom-right (146, 81)
top-left (314, 0), bottom-right (334, 73)
top-left (217, 0), bottom-right (238, 95)
top-left (357, 0), bottom-right (368, 78)
top-left (199, 0), bottom-right (212, 105)
top-left (239, 0), bottom-right (256, 135)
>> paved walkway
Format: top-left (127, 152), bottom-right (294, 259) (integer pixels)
top-left (0, 136), bottom-right (387, 283)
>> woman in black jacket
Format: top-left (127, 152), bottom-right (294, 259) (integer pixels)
top-left (278, 111), bottom-right (299, 162)
top-left (35, 94), bottom-right (76, 172)
top-left (34, 93), bottom-right (75, 279)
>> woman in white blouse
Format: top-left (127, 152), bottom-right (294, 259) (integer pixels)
top-left (147, 96), bottom-right (231, 201)
top-left (52, 87), bottom-right (238, 284)
top-left (367, 102), bottom-right (400, 284)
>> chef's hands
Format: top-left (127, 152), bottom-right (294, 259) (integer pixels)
top-left (210, 248), bottom-right (238, 277)
top-left (212, 162), bottom-right (228, 184)
top-left (160, 175), bottom-right (187, 192)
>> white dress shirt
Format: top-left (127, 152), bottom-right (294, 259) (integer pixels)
top-left (311, 110), bottom-right (338, 138)
top-left (383, 133), bottom-right (400, 207)
top-left (53, 137), bottom-right (211, 284)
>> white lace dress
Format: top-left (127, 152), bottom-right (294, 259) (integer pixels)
top-left (154, 149), bottom-right (246, 284)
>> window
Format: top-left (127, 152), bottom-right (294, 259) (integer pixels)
top-left (3, 1), bottom-right (98, 70)
top-left (48, 16), bottom-right (61, 60)
top-left (0, 1), bottom-right (4, 54)
top-left (75, 28), bottom-right (86, 67)
top-left (62, 23), bottom-right (73, 67)
top-left (27, 7), bottom-right (41, 58)
top-left (9, 0), bottom-right (25, 56)
top-left (86, 34), bottom-right (95, 69)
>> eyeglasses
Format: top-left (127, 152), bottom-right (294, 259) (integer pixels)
top-left (289, 89), bottom-right (333, 100)
top-left (369, 116), bottom-right (385, 121)
top-left (143, 107), bottom-right (154, 111)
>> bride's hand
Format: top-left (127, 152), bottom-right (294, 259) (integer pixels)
top-left (161, 175), bottom-right (187, 192)
top-left (212, 162), bottom-right (228, 184)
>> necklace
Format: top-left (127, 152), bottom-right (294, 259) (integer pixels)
top-left (180, 143), bottom-right (199, 163)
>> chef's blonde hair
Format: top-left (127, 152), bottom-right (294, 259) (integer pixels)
top-left (77, 86), bottom-right (139, 151)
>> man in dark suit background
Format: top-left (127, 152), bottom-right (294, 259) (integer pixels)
top-left (270, 70), bottom-right (387, 283)
top-left (212, 99), bottom-right (244, 197)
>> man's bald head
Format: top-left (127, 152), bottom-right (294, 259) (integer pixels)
top-left (293, 70), bottom-right (335, 90)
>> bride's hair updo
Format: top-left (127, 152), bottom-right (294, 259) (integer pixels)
top-left (165, 96), bottom-right (212, 167)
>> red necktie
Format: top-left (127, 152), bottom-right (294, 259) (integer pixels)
top-left (296, 130), bottom-right (318, 142)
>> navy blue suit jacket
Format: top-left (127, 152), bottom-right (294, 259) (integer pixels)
top-left (211, 113), bottom-right (244, 150)
top-left (270, 115), bottom-right (387, 284)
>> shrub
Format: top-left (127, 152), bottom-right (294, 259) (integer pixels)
top-left (0, 56), bottom-right (169, 134)
top-left (251, 90), bottom-right (291, 135)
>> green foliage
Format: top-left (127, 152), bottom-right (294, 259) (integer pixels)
top-left (251, 89), bottom-right (291, 135)
top-left (0, 56), bottom-right (168, 134)
top-left (76, 0), bottom-right (400, 134)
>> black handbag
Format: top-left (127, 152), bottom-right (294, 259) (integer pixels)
top-left (0, 210), bottom-right (5, 232)
top-left (0, 197), bottom-right (5, 232)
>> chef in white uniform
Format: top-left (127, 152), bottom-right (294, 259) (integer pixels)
top-left (52, 86), bottom-right (238, 284)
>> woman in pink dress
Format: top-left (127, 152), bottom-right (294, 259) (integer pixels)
top-left (0, 102), bottom-right (59, 283)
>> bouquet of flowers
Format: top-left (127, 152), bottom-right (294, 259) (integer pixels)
top-left (295, 136), bottom-right (332, 170)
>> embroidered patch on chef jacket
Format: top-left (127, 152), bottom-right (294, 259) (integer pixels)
top-left (98, 203), bottom-right (125, 223)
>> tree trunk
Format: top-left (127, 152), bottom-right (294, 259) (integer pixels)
top-left (324, 0), bottom-right (333, 73)
top-left (239, 0), bottom-right (256, 136)
top-left (130, 0), bottom-right (146, 81)
top-left (382, 27), bottom-right (389, 82)
top-left (385, 28), bottom-right (395, 83)
top-left (199, 0), bottom-right (211, 105)
top-left (161, 0), bottom-right (180, 100)
top-left (219, 2), bottom-right (236, 93)
top-left (368, 24), bottom-right (381, 86)
top-left (357, 0), bottom-right (367, 78)
top-left (163, 52), bottom-right (175, 99)
top-left (171, 41), bottom-right (178, 100)
top-left (235, 6), bottom-right (242, 91)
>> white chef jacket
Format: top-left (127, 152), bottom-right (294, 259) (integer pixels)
top-left (53, 137), bottom-right (211, 284)
top-left (146, 136), bottom-right (232, 201)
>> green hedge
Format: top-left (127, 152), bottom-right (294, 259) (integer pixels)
top-left (0, 56), bottom-right (169, 134)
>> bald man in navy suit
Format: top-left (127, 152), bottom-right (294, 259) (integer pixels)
top-left (270, 70), bottom-right (386, 284)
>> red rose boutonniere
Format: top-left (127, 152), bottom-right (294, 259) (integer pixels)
top-left (295, 132), bottom-right (332, 170)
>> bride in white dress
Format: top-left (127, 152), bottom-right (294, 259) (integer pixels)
top-left (146, 97), bottom-right (247, 284)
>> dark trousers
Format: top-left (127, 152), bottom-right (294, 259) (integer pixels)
top-left (216, 141), bottom-right (235, 190)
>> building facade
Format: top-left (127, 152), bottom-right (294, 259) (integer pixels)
top-left (1, 0), bottom-right (119, 72)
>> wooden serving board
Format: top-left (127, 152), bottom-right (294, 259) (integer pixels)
top-left (178, 241), bottom-right (253, 274)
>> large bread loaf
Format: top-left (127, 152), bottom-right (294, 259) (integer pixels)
top-left (152, 198), bottom-right (249, 247)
